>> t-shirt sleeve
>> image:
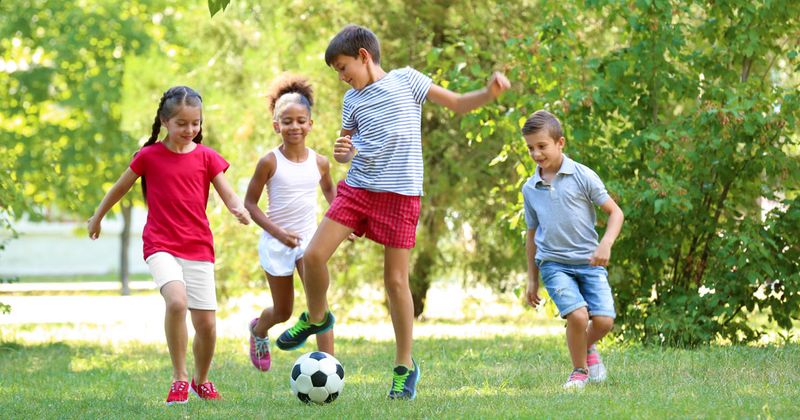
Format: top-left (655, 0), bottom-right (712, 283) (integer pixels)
top-left (129, 148), bottom-right (148, 176)
top-left (523, 184), bottom-right (539, 230)
top-left (206, 148), bottom-right (230, 181)
top-left (403, 67), bottom-right (433, 104)
top-left (342, 93), bottom-right (356, 131)
top-left (584, 168), bottom-right (611, 206)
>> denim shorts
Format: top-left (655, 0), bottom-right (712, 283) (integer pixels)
top-left (537, 260), bottom-right (616, 319)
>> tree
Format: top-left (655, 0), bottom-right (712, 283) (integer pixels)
top-left (0, 0), bottom-right (172, 294)
top-left (455, 0), bottom-right (800, 345)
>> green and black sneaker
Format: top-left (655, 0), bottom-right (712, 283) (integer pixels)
top-left (388, 358), bottom-right (420, 400)
top-left (276, 311), bottom-right (335, 351)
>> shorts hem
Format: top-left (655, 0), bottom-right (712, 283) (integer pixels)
top-left (588, 311), bottom-right (616, 319)
top-left (559, 303), bottom-right (588, 319)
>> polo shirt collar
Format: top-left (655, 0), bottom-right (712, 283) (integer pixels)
top-left (532, 155), bottom-right (575, 184)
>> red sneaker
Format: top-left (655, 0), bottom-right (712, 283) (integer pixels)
top-left (165, 380), bottom-right (189, 405)
top-left (191, 378), bottom-right (221, 400)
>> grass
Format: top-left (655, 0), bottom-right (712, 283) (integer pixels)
top-left (1, 331), bottom-right (798, 418)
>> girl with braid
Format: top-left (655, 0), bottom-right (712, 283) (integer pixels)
top-left (88, 86), bottom-right (251, 405)
top-left (243, 75), bottom-right (341, 371)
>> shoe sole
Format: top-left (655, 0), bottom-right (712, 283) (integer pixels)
top-left (165, 399), bottom-right (188, 406)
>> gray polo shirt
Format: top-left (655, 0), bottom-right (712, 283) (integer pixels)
top-left (523, 155), bottom-right (610, 265)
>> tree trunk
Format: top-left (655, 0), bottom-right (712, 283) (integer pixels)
top-left (119, 199), bottom-right (132, 296)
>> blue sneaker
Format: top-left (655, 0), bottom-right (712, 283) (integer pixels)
top-left (388, 359), bottom-right (420, 400)
top-left (276, 311), bottom-right (335, 351)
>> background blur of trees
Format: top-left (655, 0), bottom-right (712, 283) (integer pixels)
top-left (1, 0), bottom-right (798, 346)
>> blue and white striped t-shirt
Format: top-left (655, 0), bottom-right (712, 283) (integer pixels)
top-left (342, 67), bottom-right (432, 196)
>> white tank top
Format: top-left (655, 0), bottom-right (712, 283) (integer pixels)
top-left (266, 147), bottom-right (320, 239)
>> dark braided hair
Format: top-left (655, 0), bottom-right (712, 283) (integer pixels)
top-left (139, 86), bottom-right (203, 199)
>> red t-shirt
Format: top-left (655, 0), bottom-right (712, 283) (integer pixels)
top-left (130, 142), bottom-right (229, 262)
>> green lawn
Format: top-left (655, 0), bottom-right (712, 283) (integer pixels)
top-left (1, 333), bottom-right (798, 418)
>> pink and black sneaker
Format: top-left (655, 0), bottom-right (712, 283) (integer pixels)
top-left (165, 380), bottom-right (189, 405)
top-left (190, 378), bottom-right (221, 400)
top-left (563, 368), bottom-right (589, 389)
top-left (587, 344), bottom-right (607, 383)
top-left (249, 318), bottom-right (271, 371)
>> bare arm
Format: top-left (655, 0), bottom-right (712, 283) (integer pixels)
top-left (589, 197), bottom-right (624, 266)
top-left (243, 153), bottom-right (300, 247)
top-left (212, 171), bottom-right (251, 225)
top-left (426, 71), bottom-right (510, 114)
top-left (317, 154), bottom-right (336, 205)
top-left (88, 168), bottom-right (140, 239)
top-left (526, 228), bottom-right (542, 307)
top-left (333, 128), bottom-right (356, 163)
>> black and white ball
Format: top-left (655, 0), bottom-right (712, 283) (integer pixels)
top-left (290, 351), bottom-right (345, 404)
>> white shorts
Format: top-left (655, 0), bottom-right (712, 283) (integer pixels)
top-left (258, 231), bottom-right (310, 277)
top-left (145, 251), bottom-right (217, 311)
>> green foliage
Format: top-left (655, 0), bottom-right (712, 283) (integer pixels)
top-left (451, 0), bottom-right (800, 346)
top-left (1, 335), bottom-right (799, 416)
top-left (208, 0), bottom-right (232, 17)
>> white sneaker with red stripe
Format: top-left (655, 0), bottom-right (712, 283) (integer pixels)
top-left (587, 344), bottom-right (607, 383)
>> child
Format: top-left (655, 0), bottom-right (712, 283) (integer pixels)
top-left (521, 110), bottom-right (624, 389)
top-left (243, 74), bottom-right (337, 372)
top-left (87, 86), bottom-right (251, 404)
top-left (276, 24), bottom-right (510, 400)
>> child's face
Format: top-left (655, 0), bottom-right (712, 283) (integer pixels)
top-left (162, 105), bottom-right (202, 144)
top-left (273, 103), bottom-right (312, 145)
top-left (330, 52), bottom-right (370, 90)
top-left (524, 131), bottom-right (565, 173)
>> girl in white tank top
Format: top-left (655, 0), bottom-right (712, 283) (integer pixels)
top-left (242, 75), bottom-right (338, 370)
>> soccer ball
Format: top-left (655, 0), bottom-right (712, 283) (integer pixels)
top-left (290, 351), bottom-right (345, 404)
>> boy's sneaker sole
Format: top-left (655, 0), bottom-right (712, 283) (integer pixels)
top-left (276, 311), bottom-right (335, 351)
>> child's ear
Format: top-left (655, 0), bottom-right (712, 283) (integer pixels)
top-left (273, 120), bottom-right (280, 134)
top-left (358, 48), bottom-right (370, 63)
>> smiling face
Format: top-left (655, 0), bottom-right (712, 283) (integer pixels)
top-left (274, 102), bottom-right (312, 146)
top-left (525, 130), bottom-right (565, 175)
top-left (330, 51), bottom-right (373, 90)
top-left (162, 105), bottom-right (202, 145)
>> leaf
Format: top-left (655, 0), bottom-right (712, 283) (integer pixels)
top-left (208, 0), bottom-right (231, 17)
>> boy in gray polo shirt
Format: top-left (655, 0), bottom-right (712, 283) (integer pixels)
top-left (521, 110), bottom-right (624, 390)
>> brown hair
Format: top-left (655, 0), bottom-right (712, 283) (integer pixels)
top-left (324, 24), bottom-right (381, 66)
top-left (521, 110), bottom-right (563, 142)
top-left (267, 74), bottom-right (314, 120)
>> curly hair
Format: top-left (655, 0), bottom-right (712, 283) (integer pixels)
top-left (267, 74), bottom-right (314, 120)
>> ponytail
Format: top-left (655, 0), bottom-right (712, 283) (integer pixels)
top-left (139, 86), bottom-right (204, 200)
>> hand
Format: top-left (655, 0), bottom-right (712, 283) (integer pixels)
top-left (231, 205), bottom-right (251, 225)
top-left (277, 229), bottom-right (302, 248)
top-left (526, 280), bottom-right (542, 308)
top-left (487, 71), bottom-right (511, 99)
top-left (589, 242), bottom-right (612, 266)
top-left (87, 215), bottom-right (101, 240)
top-left (333, 135), bottom-right (356, 163)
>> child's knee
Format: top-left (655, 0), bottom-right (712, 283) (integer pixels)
top-left (193, 315), bottom-right (216, 335)
top-left (272, 304), bottom-right (293, 323)
top-left (567, 307), bottom-right (590, 326)
top-left (164, 297), bottom-right (188, 314)
top-left (592, 316), bottom-right (614, 332)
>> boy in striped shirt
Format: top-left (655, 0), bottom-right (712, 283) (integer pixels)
top-left (277, 24), bottom-right (509, 400)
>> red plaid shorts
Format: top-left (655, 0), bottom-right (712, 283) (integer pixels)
top-left (326, 181), bottom-right (421, 249)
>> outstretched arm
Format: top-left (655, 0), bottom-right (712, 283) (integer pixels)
top-left (212, 172), bottom-right (251, 225)
top-left (426, 71), bottom-right (510, 114)
top-left (88, 168), bottom-right (140, 239)
top-left (589, 198), bottom-right (624, 266)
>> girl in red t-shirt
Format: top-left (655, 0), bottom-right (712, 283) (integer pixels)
top-left (88, 86), bottom-right (251, 405)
